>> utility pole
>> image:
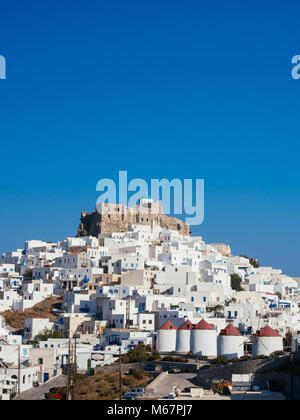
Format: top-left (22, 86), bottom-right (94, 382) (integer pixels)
top-left (66, 340), bottom-right (74, 401)
top-left (74, 335), bottom-right (78, 374)
top-left (17, 344), bottom-right (21, 395)
top-left (119, 347), bottom-right (122, 400)
top-left (66, 340), bottom-right (70, 400)
top-left (290, 352), bottom-right (295, 401)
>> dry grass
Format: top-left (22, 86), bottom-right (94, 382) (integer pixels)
top-left (1, 296), bottom-right (61, 333)
top-left (72, 370), bottom-right (153, 400)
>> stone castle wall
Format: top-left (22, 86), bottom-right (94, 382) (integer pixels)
top-left (77, 203), bottom-right (190, 237)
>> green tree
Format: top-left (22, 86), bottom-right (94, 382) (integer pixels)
top-left (122, 344), bottom-right (151, 363)
top-left (230, 274), bottom-right (244, 291)
top-left (32, 328), bottom-right (63, 344)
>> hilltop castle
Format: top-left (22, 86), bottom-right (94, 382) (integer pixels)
top-left (77, 199), bottom-right (191, 237)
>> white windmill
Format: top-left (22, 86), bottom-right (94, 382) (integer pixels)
top-left (249, 314), bottom-right (283, 357)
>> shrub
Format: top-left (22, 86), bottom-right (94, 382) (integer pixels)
top-left (122, 344), bottom-right (151, 363)
top-left (211, 356), bottom-right (229, 365)
top-left (284, 331), bottom-right (292, 347)
top-left (151, 349), bottom-right (161, 361)
top-left (253, 355), bottom-right (269, 360)
top-left (122, 344), bottom-right (160, 363)
top-left (123, 376), bottom-right (135, 387)
top-left (132, 368), bottom-right (147, 380)
top-left (239, 355), bottom-right (251, 362)
top-left (270, 351), bottom-right (285, 358)
top-left (162, 356), bottom-right (188, 363)
top-left (206, 305), bottom-right (224, 313)
top-left (33, 328), bottom-right (63, 342)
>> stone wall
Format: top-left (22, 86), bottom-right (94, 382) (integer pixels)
top-left (196, 353), bottom-right (300, 400)
top-left (77, 205), bottom-right (190, 237)
top-left (94, 360), bottom-right (198, 375)
top-left (196, 359), bottom-right (271, 387)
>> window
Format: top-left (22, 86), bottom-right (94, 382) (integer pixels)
top-left (38, 358), bottom-right (43, 365)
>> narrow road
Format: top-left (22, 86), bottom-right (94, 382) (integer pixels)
top-left (15, 375), bottom-right (66, 400)
top-left (149, 373), bottom-right (197, 398)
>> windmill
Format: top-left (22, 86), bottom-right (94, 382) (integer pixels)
top-left (237, 313), bottom-right (269, 356)
top-left (236, 319), bottom-right (252, 354)
top-left (248, 314), bottom-right (283, 357)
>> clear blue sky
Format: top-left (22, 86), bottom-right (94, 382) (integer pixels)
top-left (0, 0), bottom-right (299, 276)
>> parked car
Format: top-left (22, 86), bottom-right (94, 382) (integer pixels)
top-left (122, 393), bottom-right (136, 400)
top-left (122, 387), bottom-right (145, 400)
top-left (45, 387), bottom-right (65, 400)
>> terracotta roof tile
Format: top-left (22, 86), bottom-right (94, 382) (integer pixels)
top-left (159, 320), bottom-right (177, 330)
top-left (257, 325), bottom-right (281, 338)
top-left (219, 323), bottom-right (241, 336)
top-left (194, 319), bottom-right (215, 330)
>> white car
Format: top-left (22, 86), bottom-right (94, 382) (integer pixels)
top-left (122, 387), bottom-right (145, 400)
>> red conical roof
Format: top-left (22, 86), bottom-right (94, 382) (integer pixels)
top-left (159, 320), bottom-right (177, 330)
top-left (257, 325), bottom-right (281, 338)
top-left (178, 320), bottom-right (193, 330)
top-left (194, 319), bottom-right (215, 330)
top-left (219, 323), bottom-right (241, 336)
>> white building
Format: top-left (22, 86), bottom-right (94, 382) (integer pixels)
top-left (24, 318), bottom-right (54, 343)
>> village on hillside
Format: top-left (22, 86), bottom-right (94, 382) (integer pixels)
top-left (0, 200), bottom-right (299, 400)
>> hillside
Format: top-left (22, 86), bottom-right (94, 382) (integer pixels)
top-left (72, 369), bottom-right (153, 400)
top-left (1, 296), bottom-right (61, 333)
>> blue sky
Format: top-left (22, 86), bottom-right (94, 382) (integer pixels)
top-left (0, 0), bottom-right (300, 275)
